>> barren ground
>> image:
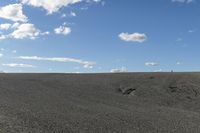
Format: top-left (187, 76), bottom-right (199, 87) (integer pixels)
top-left (0, 73), bottom-right (200, 133)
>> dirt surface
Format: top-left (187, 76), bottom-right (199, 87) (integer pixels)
top-left (0, 73), bottom-right (200, 133)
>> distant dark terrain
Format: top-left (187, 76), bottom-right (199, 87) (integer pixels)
top-left (0, 73), bottom-right (200, 133)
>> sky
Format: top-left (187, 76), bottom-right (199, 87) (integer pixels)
top-left (0, 0), bottom-right (200, 73)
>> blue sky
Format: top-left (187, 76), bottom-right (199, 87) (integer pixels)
top-left (0, 0), bottom-right (199, 73)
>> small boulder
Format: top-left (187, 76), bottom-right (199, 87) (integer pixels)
top-left (118, 87), bottom-right (136, 95)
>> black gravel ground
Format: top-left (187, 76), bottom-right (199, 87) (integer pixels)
top-left (0, 73), bottom-right (200, 133)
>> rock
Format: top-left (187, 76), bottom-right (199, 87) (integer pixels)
top-left (118, 87), bottom-right (136, 95)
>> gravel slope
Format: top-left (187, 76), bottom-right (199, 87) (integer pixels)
top-left (0, 73), bottom-right (200, 133)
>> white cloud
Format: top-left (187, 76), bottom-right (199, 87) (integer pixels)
top-left (188, 29), bottom-right (195, 33)
top-left (21, 0), bottom-right (102, 14)
top-left (83, 64), bottom-right (93, 69)
top-left (0, 23), bottom-right (48, 40)
top-left (0, 53), bottom-right (3, 57)
top-left (40, 31), bottom-right (50, 35)
top-left (12, 50), bottom-right (17, 53)
top-left (0, 34), bottom-right (7, 40)
top-left (0, 4), bottom-right (28, 22)
top-left (11, 22), bottom-right (20, 29)
top-left (62, 22), bottom-right (75, 26)
top-left (86, 0), bottom-right (102, 3)
top-left (70, 11), bottom-right (76, 17)
top-left (54, 26), bottom-right (71, 35)
top-left (145, 62), bottom-right (159, 66)
top-left (110, 67), bottom-right (127, 73)
top-left (2, 63), bottom-right (36, 68)
top-left (80, 7), bottom-right (89, 10)
top-left (172, 0), bottom-right (194, 3)
top-left (0, 23), bottom-right (12, 30)
top-left (17, 56), bottom-right (95, 68)
top-left (21, 0), bottom-right (82, 14)
top-left (62, 11), bottom-right (77, 17)
top-left (61, 13), bottom-right (67, 18)
top-left (119, 32), bottom-right (147, 43)
top-left (11, 23), bottom-right (40, 39)
top-left (0, 48), bottom-right (5, 51)
top-left (176, 62), bottom-right (181, 65)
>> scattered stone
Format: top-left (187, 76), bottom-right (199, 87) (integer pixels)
top-left (169, 85), bottom-right (178, 93)
top-left (118, 87), bottom-right (136, 95)
top-left (149, 76), bottom-right (155, 79)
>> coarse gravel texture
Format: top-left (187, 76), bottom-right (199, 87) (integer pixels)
top-left (0, 73), bottom-right (200, 133)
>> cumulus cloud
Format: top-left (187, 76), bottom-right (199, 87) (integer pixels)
top-left (2, 63), bottom-right (36, 68)
top-left (119, 32), bottom-right (147, 43)
top-left (145, 62), bottom-right (159, 66)
top-left (110, 67), bottom-right (127, 73)
top-left (0, 23), bottom-right (12, 30)
top-left (0, 23), bottom-right (49, 40)
top-left (21, 0), bottom-right (82, 14)
top-left (11, 22), bottom-right (20, 29)
top-left (0, 34), bottom-right (7, 40)
top-left (17, 56), bottom-right (95, 68)
top-left (172, 0), bottom-right (194, 3)
top-left (0, 4), bottom-right (28, 22)
top-left (11, 23), bottom-right (40, 39)
top-left (54, 26), bottom-right (71, 35)
top-left (21, 0), bottom-right (101, 14)
top-left (0, 22), bottom-right (20, 30)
